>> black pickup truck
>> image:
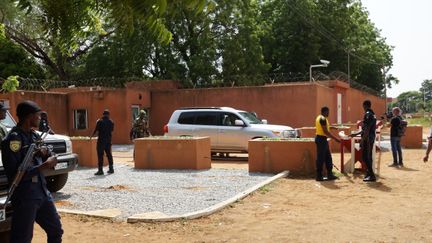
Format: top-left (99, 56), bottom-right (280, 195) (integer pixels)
top-left (0, 111), bottom-right (78, 240)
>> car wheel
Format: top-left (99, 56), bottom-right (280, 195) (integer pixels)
top-left (46, 173), bottom-right (69, 192)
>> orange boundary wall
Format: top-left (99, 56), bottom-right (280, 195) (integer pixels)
top-left (0, 80), bottom-right (385, 144)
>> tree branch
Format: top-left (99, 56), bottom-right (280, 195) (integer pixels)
top-left (67, 30), bottom-right (114, 62)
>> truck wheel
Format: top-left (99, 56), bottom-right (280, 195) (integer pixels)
top-left (46, 173), bottom-right (69, 192)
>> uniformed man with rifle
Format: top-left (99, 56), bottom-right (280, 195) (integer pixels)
top-left (130, 109), bottom-right (151, 140)
top-left (1, 100), bottom-right (63, 243)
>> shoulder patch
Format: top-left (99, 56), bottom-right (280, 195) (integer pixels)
top-left (10, 140), bottom-right (21, 152)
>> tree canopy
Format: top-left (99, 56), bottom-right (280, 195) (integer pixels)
top-left (1, 0), bottom-right (397, 92)
top-left (0, 23), bottom-right (45, 79)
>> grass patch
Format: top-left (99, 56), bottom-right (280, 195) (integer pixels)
top-left (258, 184), bottom-right (274, 194)
top-left (406, 117), bottom-right (432, 127)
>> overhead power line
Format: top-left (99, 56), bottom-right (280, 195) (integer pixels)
top-left (286, 1), bottom-right (385, 66)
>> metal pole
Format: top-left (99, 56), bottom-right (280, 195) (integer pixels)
top-left (383, 66), bottom-right (388, 113)
top-left (347, 51), bottom-right (350, 84)
top-left (309, 65), bottom-right (313, 82)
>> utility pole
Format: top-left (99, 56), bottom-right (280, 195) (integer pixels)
top-left (347, 50), bottom-right (350, 85)
top-left (383, 66), bottom-right (389, 114)
top-left (424, 88), bottom-right (426, 117)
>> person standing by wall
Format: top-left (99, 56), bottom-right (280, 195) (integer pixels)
top-left (315, 106), bottom-right (340, 181)
top-left (39, 111), bottom-right (55, 134)
top-left (130, 109), bottom-right (151, 140)
top-left (2, 100), bottom-right (63, 243)
top-left (91, 109), bottom-right (115, 175)
top-left (388, 107), bottom-right (404, 167)
top-left (351, 100), bottom-right (377, 182)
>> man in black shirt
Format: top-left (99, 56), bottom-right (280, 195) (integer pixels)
top-left (351, 100), bottom-right (377, 182)
top-left (389, 107), bottom-right (404, 167)
top-left (91, 109), bottom-right (115, 175)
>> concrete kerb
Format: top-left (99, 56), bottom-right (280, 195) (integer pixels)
top-left (127, 170), bottom-right (289, 223)
top-left (58, 208), bottom-right (122, 219)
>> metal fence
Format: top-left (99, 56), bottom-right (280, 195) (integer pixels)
top-left (0, 72), bottom-right (384, 97)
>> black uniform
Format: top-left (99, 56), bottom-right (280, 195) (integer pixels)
top-left (361, 108), bottom-right (377, 179)
top-left (39, 118), bottom-right (50, 133)
top-left (94, 116), bottom-right (114, 171)
top-left (2, 127), bottom-right (63, 243)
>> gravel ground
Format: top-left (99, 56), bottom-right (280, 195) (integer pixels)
top-left (53, 164), bottom-right (272, 219)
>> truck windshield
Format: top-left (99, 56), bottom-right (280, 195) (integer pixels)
top-left (239, 112), bottom-right (263, 124)
top-left (1, 111), bottom-right (16, 129)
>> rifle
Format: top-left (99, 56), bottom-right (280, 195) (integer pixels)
top-left (3, 143), bottom-right (38, 207)
top-left (1, 130), bottom-right (51, 208)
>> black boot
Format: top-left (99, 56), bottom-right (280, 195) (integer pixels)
top-left (363, 173), bottom-right (376, 182)
top-left (94, 170), bottom-right (104, 176)
top-left (107, 168), bottom-right (114, 174)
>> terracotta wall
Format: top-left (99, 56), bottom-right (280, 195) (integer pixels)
top-left (346, 89), bottom-right (386, 123)
top-left (0, 80), bottom-right (385, 144)
top-left (315, 84), bottom-right (336, 125)
top-left (67, 89), bottom-right (151, 144)
top-left (150, 82), bottom-right (385, 135)
top-left (0, 91), bottom-right (69, 134)
top-left (150, 83), bottom-right (334, 135)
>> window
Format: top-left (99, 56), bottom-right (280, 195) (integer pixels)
top-left (178, 112), bottom-right (196, 124)
top-left (1, 111), bottom-right (16, 129)
top-left (131, 105), bottom-right (140, 124)
top-left (222, 113), bottom-right (241, 126)
top-left (178, 112), bottom-right (221, 125)
top-left (74, 109), bottom-right (88, 130)
top-left (195, 112), bottom-right (219, 125)
top-left (239, 112), bottom-right (262, 124)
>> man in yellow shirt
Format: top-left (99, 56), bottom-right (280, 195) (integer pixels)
top-left (315, 106), bottom-right (340, 181)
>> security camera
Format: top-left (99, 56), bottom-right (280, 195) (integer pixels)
top-left (320, 60), bottom-right (330, 65)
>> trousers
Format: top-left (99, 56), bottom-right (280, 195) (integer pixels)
top-left (315, 135), bottom-right (333, 177)
top-left (97, 142), bottom-right (114, 170)
top-left (390, 136), bottom-right (403, 164)
top-left (11, 197), bottom-right (63, 243)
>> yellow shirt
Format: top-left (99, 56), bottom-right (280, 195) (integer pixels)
top-left (315, 115), bottom-right (330, 137)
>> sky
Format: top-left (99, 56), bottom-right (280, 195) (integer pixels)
top-left (360, 0), bottom-right (432, 98)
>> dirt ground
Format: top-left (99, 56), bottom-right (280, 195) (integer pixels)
top-left (31, 147), bottom-right (432, 243)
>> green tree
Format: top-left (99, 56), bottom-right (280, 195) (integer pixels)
top-left (420, 79), bottom-right (432, 102)
top-left (258, 0), bottom-right (395, 91)
top-left (0, 24), bottom-right (45, 79)
top-left (79, 0), bottom-right (270, 87)
top-left (219, 1), bottom-right (270, 86)
top-left (161, 0), bottom-right (270, 86)
top-left (2, 0), bottom-right (209, 80)
top-left (395, 91), bottom-right (422, 113)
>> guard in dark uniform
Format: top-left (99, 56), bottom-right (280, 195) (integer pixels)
top-left (351, 100), bottom-right (377, 182)
top-left (2, 100), bottom-right (63, 243)
top-left (91, 109), bottom-right (114, 175)
top-left (39, 111), bottom-right (54, 134)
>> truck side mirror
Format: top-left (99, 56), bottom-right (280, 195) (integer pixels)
top-left (234, 120), bottom-right (245, 126)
